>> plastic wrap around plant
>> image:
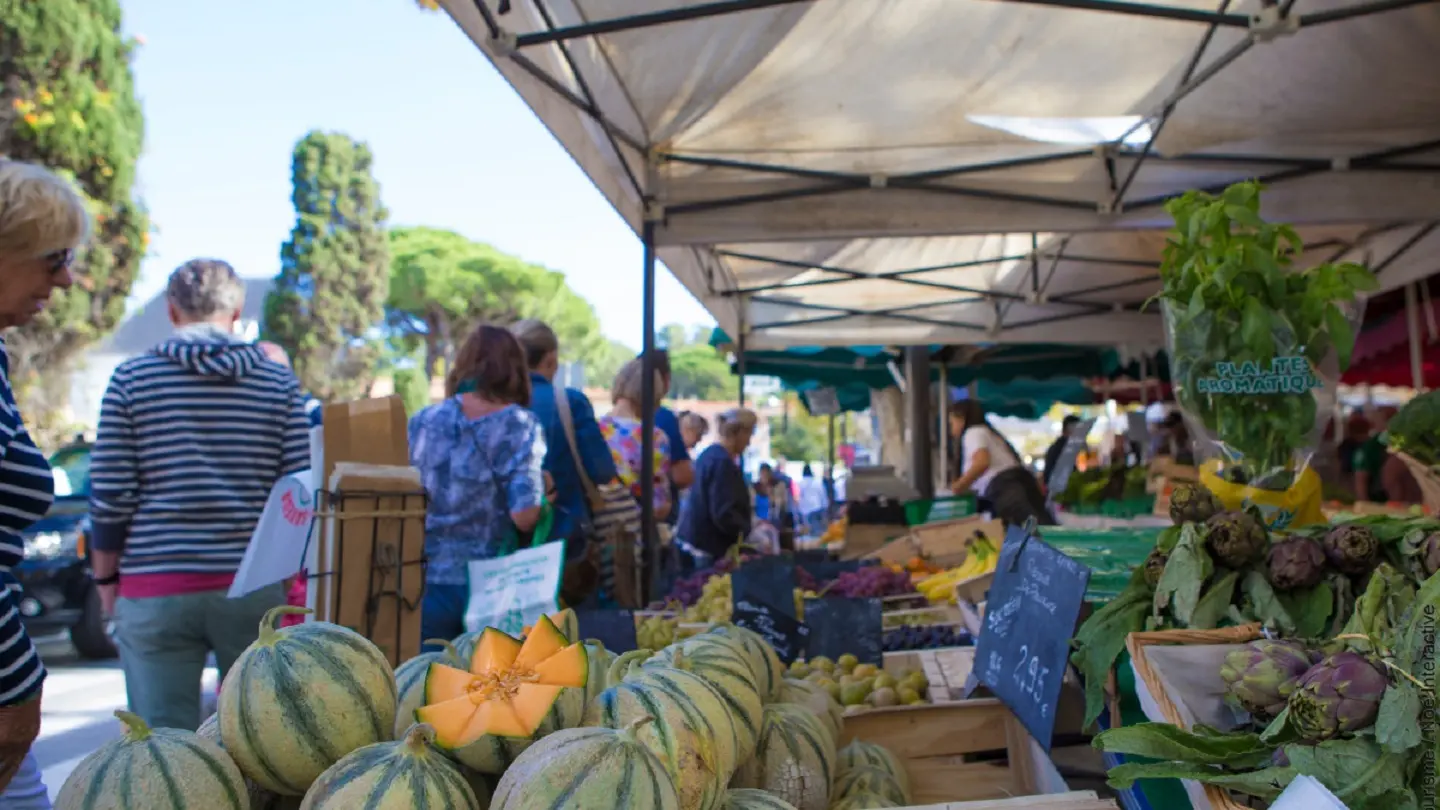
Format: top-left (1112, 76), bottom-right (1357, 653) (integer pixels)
top-left (1157, 182), bottom-right (1375, 499)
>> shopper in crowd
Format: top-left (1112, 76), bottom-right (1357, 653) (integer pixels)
top-left (410, 325), bottom-right (547, 644)
top-left (1354, 406), bottom-right (1398, 503)
top-left (1158, 412), bottom-right (1196, 466)
top-left (679, 410), bottom-right (709, 451)
top-left (88, 259), bottom-right (311, 732)
top-left (1338, 413), bottom-right (1370, 477)
top-left (798, 463), bottom-right (829, 536)
top-left (754, 463), bottom-right (777, 521)
top-left (256, 340), bottom-right (322, 427)
top-left (947, 400), bottom-right (1056, 527)
top-left (680, 408), bottom-right (757, 569)
top-left (250, 341), bottom-right (314, 628)
top-left (1042, 414), bottom-right (1081, 491)
top-left (600, 358), bottom-right (672, 521)
top-left (0, 161), bottom-right (90, 803)
top-left (637, 349), bottom-right (695, 514)
top-left (512, 320), bottom-right (618, 550)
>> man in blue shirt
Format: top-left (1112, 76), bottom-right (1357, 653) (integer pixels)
top-left (514, 321), bottom-right (618, 557)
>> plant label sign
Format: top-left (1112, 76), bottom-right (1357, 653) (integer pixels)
top-left (733, 596), bottom-right (809, 664)
top-left (1045, 418), bottom-right (1096, 495)
top-left (575, 609), bottom-right (638, 654)
top-left (803, 597), bottom-right (883, 666)
top-left (734, 556), bottom-right (798, 618)
top-left (973, 525), bottom-right (1092, 750)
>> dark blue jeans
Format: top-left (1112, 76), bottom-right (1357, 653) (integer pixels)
top-left (420, 583), bottom-right (471, 652)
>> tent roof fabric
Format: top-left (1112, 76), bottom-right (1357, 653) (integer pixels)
top-left (439, 0), bottom-right (1440, 349)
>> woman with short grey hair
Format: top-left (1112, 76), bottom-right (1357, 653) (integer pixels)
top-left (87, 258), bottom-right (311, 732)
top-left (677, 407), bottom-right (757, 570)
top-left (0, 160), bottom-right (90, 806)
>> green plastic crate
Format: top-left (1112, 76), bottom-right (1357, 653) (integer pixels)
top-left (904, 494), bottom-right (977, 525)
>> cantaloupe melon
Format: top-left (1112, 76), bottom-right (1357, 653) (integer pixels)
top-left (704, 625), bottom-right (784, 701)
top-left (836, 740), bottom-right (909, 796)
top-left (586, 666), bottom-right (742, 810)
top-left (729, 704), bottom-right (835, 810)
top-left (832, 765), bottom-right (909, 806)
top-left (55, 711), bottom-right (249, 810)
top-left (721, 788), bottom-right (797, 810)
top-left (219, 606), bottom-right (398, 797)
top-left (197, 712), bottom-right (302, 810)
top-left (418, 616), bottom-right (588, 750)
top-left (299, 723), bottom-right (483, 809)
top-left (775, 679), bottom-right (843, 745)
top-left (393, 639), bottom-right (465, 739)
top-left (642, 644), bottom-right (762, 764)
top-left (491, 718), bottom-right (680, 810)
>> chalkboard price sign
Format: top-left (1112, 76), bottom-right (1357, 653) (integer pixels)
top-left (803, 597), bottom-right (883, 666)
top-left (733, 556), bottom-right (798, 618)
top-left (575, 609), bottom-right (639, 654)
top-left (973, 524), bottom-right (1092, 751)
top-left (733, 596), bottom-right (809, 664)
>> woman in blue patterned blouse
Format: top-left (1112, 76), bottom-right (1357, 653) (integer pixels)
top-left (409, 324), bottom-right (547, 645)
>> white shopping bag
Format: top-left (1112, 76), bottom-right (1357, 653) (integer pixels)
top-left (464, 540), bottom-right (566, 636)
top-left (229, 470), bottom-right (318, 598)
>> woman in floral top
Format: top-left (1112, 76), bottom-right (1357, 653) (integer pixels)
top-left (599, 358), bottom-right (672, 520)
top-left (409, 325), bottom-right (547, 647)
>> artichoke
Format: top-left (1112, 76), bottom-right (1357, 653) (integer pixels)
top-left (1265, 537), bottom-right (1326, 591)
top-left (1143, 547), bottom-right (1168, 588)
top-left (1421, 533), bottom-right (1440, 579)
top-left (1287, 651), bottom-right (1388, 742)
top-left (1169, 483), bottom-right (1221, 525)
top-left (1219, 639), bottom-right (1316, 719)
top-left (1322, 524), bottom-right (1380, 576)
top-left (1204, 511), bottom-right (1268, 569)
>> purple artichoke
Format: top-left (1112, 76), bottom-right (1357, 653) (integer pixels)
top-left (1143, 547), bottom-right (1168, 588)
top-left (1265, 538), bottom-right (1326, 591)
top-left (1321, 524), bottom-right (1380, 576)
top-left (1205, 511), bottom-right (1268, 569)
top-left (1169, 483), bottom-right (1221, 526)
top-left (1219, 640), bottom-right (1317, 719)
top-left (1421, 533), bottom-right (1440, 579)
top-left (1287, 652), bottom-right (1389, 742)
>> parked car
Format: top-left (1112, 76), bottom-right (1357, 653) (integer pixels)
top-left (14, 439), bottom-right (114, 659)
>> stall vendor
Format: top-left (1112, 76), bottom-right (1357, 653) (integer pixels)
top-left (947, 400), bottom-right (1056, 526)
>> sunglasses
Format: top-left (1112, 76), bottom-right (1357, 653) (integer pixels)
top-left (44, 249), bottom-right (73, 275)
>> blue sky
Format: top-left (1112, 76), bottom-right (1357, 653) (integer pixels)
top-left (118, 0), bottom-right (713, 347)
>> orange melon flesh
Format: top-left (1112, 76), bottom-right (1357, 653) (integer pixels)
top-left (470, 628), bottom-right (523, 676)
top-left (513, 683), bottom-right (563, 731)
top-left (425, 663), bottom-right (479, 704)
top-left (531, 643), bottom-right (588, 688)
top-left (513, 616), bottom-right (567, 671)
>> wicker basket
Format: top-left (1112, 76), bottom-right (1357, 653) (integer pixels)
top-left (1396, 452), bottom-right (1440, 513)
top-left (1124, 624), bottom-right (1264, 810)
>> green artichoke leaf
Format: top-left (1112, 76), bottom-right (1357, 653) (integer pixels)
top-left (1259, 706), bottom-right (1300, 745)
top-left (1156, 523), bottom-right (1213, 626)
top-left (1352, 788), bottom-right (1419, 810)
top-left (1328, 573), bottom-right (1356, 638)
top-left (1374, 681), bottom-right (1422, 755)
top-left (1155, 525), bottom-right (1183, 554)
top-left (1103, 762), bottom-right (1295, 801)
top-left (1190, 570), bottom-right (1240, 630)
top-left (1071, 581), bottom-right (1151, 729)
top-left (1276, 580), bottom-right (1333, 639)
top-left (1241, 570), bottom-right (1296, 634)
top-left (1093, 722), bottom-right (1274, 768)
top-left (1286, 738), bottom-right (1410, 807)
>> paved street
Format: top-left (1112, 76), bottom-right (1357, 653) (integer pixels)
top-left (29, 633), bottom-right (217, 801)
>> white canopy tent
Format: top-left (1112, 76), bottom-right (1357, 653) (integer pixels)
top-left (437, 0), bottom-right (1440, 349)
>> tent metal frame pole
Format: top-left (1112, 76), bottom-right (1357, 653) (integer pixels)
top-left (748, 295), bottom-right (991, 331)
top-left (737, 325), bottom-right (747, 406)
top-left (1371, 223), bottom-right (1438, 277)
top-left (1406, 281), bottom-right (1425, 391)
top-left (719, 253), bottom-right (1031, 296)
top-left (905, 347), bottom-right (935, 500)
top-left (640, 215), bottom-right (659, 602)
top-left (716, 250), bottom-right (1030, 300)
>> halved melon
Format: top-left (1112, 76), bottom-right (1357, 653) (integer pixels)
top-left (418, 615), bottom-right (588, 749)
top-left (521, 608), bottom-right (579, 643)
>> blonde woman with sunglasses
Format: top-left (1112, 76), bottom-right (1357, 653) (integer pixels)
top-left (0, 161), bottom-right (91, 807)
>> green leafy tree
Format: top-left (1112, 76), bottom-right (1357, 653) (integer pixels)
top-left (0, 0), bottom-right (149, 444)
top-left (265, 131), bottom-right (390, 402)
top-left (767, 393), bottom-right (832, 463)
top-left (586, 338), bottom-right (634, 389)
top-left (653, 322), bottom-right (731, 400)
top-left (392, 366), bottom-right (431, 415)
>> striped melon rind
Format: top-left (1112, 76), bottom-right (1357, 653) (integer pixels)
top-left (642, 640), bottom-right (763, 764)
top-left (704, 625), bottom-right (785, 702)
top-left (832, 764), bottom-right (909, 806)
top-left (728, 704), bottom-right (835, 810)
top-left (491, 721), bottom-right (680, 810)
top-left (586, 666), bottom-right (742, 810)
top-left (299, 724), bottom-right (482, 809)
top-left (721, 788), bottom-right (798, 810)
top-left (219, 607), bottom-right (399, 797)
top-left (393, 641), bottom-right (465, 739)
top-left (55, 710), bottom-right (250, 810)
top-left (836, 740), bottom-right (909, 795)
top-left (197, 713), bottom-right (303, 810)
top-left (828, 791), bottom-right (902, 810)
top-left (775, 679), bottom-right (843, 746)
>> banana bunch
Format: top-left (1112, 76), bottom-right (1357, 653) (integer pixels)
top-left (917, 535), bottom-right (1001, 604)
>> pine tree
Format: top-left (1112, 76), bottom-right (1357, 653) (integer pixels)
top-left (265, 131), bottom-right (391, 402)
top-left (0, 0), bottom-right (149, 441)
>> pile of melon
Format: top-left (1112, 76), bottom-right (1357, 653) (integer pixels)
top-left (55, 605), bottom-right (913, 810)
